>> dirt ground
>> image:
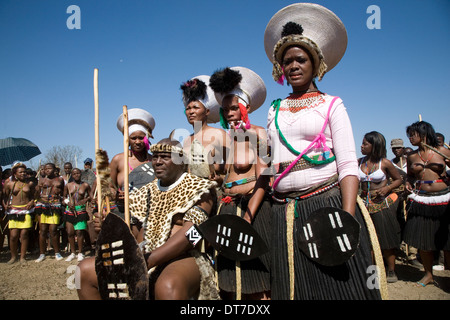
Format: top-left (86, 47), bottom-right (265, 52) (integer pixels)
top-left (0, 241), bottom-right (449, 301)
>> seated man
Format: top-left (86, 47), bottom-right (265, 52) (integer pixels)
top-left (77, 138), bottom-right (220, 300)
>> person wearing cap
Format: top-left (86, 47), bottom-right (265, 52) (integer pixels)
top-left (358, 131), bottom-right (403, 283)
top-left (264, 3), bottom-right (381, 299)
top-left (2, 162), bottom-right (36, 264)
top-left (180, 75), bottom-right (228, 182)
top-left (209, 66), bottom-right (271, 300)
top-left (77, 138), bottom-right (220, 300)
top-left (390, 138), bottom-right (407, 173)
top-left (81, 158), bottom-right (96, 188)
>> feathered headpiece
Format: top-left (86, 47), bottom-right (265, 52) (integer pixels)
top-left (180, 78), bottom-right (207, 105)
top-left (180, 75), bottom-right (221, 123)
top-left (209, 67), bottom-right (266, 130)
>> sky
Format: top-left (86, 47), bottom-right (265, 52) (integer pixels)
top-left (1, 0), bottom-right (449, 170)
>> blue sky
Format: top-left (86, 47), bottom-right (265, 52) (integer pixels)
top-left (1, 0), bottom-right (449, 170)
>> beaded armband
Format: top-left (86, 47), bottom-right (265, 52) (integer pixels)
top-left (183, 206), bottom-right (209, 225)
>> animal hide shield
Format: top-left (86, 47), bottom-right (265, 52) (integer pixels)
top-left (297, 206), bottom-right (361, 266)
top-left (193, 214), bottom-right (268, 261)
top-left (95, 213), bottom-right (149, 300)
top-left (128, 162), bottom-right (155, 192)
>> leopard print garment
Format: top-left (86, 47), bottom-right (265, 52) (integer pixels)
top-left (129, 173), bottom-right (217, 253)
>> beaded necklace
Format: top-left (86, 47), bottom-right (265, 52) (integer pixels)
top-left (415, 149), bottom-right (435, 193)
top-left (418, 149), bottom-right (434, 166)
top-left (282, 92), bottom-right (325, 112)
top-left (272, 96), bottom-right (337, 164)
top-left (361, 157), bottom-right (378, 205)
top-left (272, 96), bottom-right (339, 190)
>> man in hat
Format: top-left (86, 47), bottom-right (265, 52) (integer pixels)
top-left (77, 138), bottom-right (219, 300)
top-left (390, 138), bottom-right (407, 173)
top-left (81, 158), bottom-right (96, 187)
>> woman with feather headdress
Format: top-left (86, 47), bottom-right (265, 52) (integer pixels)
top-left (209, 66), bottom-right (271, 300)
top-left (180, 75), bottom-right (228, 183)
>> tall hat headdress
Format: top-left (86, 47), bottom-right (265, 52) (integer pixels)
top-left (180, 75), bottom-right (221, 124)
top-left (116, 108), bottom-right (155, 150)
top-left (209, 66), bottom-right (266, 129)
top-left (264, 3), bottom-right (347, 84)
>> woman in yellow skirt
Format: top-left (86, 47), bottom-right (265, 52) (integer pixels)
top-left (2, 163), bottom-right (36, 264)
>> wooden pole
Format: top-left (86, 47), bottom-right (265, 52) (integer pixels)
top-left (94, 68), bottom-right (103, 214)
top-left (418, 114), bottom-right (422, 121)
top-left (399, 157), bottom-right (409, 258)
top-left (123, 105), bottom-right (130, 228)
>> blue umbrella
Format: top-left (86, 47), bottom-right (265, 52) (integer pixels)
top-left (0, 137), bottom-right (41, 166)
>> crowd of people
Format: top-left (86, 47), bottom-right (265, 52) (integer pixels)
top-left (0, 159), bottom-right (98, 264)
top-left (1, 3), bottom-right (449, 300)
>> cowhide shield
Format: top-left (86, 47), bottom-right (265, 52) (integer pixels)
top-left (196, 214), bottom-right (268, 261)
top-left (297, 207), bottom-right (361, 266)
top-left (128, 162), bottom-right (155, 192)
top-left (95, 213), bottom-right (149, 300)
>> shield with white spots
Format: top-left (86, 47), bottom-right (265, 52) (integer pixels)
top-left (297, 207), bottom-right (360, 266)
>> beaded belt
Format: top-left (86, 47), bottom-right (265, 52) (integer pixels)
top-left (272, 181), bottom-right (339, 203)
top-left (224, 175), bottom-right (256, 188)
top-left (415, 179), bottom-right (444, 185)
top-left (276, 158), bottom-right (316, 174)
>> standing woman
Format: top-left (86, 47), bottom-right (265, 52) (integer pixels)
top-left (209, 66), bottom-right (271, 300)
top-left (63, 168), bottom-right (91, 262)
top-left (35, 163), bottom-right (65, 262)
top-left (180, 75), bottom-right (227, 182)
top-left (2, 163), bottom-right (36, 264)
top-left (404, 121), bottom-right (450, 287)
top-left (359, 131), bottom-right (403, 282)
top-left (264, 3), bottom-right (381, 299)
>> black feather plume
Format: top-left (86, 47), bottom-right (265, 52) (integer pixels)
top-left (281, 22), bottom-right (304, 37)
top-left (180, 78), bottom-right (207, 103)
top-left (209, 67), bottom-right (242, 94)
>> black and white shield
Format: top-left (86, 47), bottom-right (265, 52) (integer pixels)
top-left (297, 207), bottom-right (360, 266)
top-left (128, 162), bottom-right (155, 192)
top-left (196, 214), bottom-right (268, 261)
top-left (95, 213), bottom-right (149, 300)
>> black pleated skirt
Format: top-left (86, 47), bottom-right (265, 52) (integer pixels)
top-left (368, 196), bottom-right (402, 250)
top-left (403, 190), bottom-right (450, 251)
top-left (271, 187), bottom-right (381, 300)
top-left (216, 195), bottom-right (271, 294)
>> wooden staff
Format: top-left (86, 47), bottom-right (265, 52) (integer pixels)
top-left (418, 114), bottom-right (422, 121)
top-left (94, 68), bottom-right (103, 213)
top-left (123, 105), bottom-right (130, 228)
top-left (400, 157), bottom-right (409, 258)
top-left (35, 159), bottom-right (41, 178)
